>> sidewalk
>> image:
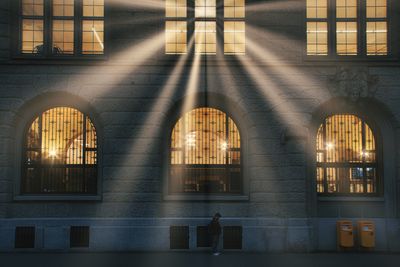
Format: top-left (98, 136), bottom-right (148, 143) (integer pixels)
top-left (1, 252), bottom-right (399, 267)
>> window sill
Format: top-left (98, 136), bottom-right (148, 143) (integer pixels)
top-left (164, 194), bottom-right (249, 202)
top-left (318, 196), bottom-right (385, 202)
top-left (14, 195), bottom-right (102, 202)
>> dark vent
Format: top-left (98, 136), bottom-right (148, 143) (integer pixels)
top-left (15, 226), bottom-right (35, 248)
top-left (70, 226), bottom-right (90, 248)
top-left (197, 226), bottom-right (211, 247)
top-left (223, 226), bottom-right (242, 249)
top-left (170, 226), bottom-right (189, 249)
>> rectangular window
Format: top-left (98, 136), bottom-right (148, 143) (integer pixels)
top-left (166, 0), bottom-right (187, 18)
top-left (165, 0), bottom-right (187, 55)
top-left (306, 0), bottom-right (328, 55)
top-left (21, 0), bottom-right (44, 54)
top-left (224, 0), bottom-right (245, 55)
top-left (224, 0), bottom-right (245, 18)
top-left (336, 21), bottom-right (358, 55)
top-left (195, 0), bottom-right (216, 18)
top-left (366, 0), bottom-right (387, 56)
top-left (195, 21), bottom-right (216, 54)
top-left (165, 21), bottom-right (187, 54)
top-left (336, 0), bottom-right (358, 55)
top-left (224, 21), bottom-right (245, 55)
top-left (19, 0), bottom-right (104, 57)
top-left (82, 0), bottom-right (104, 54)
top-left (52, 20), bottom-right (74, 54)
top-left (82, 20), bottom-right (104, 54)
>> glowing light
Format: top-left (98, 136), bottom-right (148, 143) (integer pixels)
top-left (185, 132), bottom-right (196, 147)
top-left (92, 27), bottom-right (104, 50)
top-left (221, 142), bottom-right (228, 151)
top-left (361, 150), bottom-right (370, 158)
top-left (49, 149), bottom-right (57, 158)
top-left (326, 142), bottom-right (335, 150)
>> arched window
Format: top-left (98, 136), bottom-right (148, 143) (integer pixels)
top-left (170, 107), bottom-right (241, 194)
top-left (316, 114), bottom-right (378, 195)
top-left (22, 107), bottom-right (97, 194)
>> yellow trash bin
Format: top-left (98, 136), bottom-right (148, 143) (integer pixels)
top-left (337, 221), bottom-right (354, 249)
top-left (358, 221), bottom-right (375, 249)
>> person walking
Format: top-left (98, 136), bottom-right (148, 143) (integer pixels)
top-left (208, 212), bottom-right (222, 256)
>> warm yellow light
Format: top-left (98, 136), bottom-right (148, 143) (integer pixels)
top-left (221, 142), bottom-right (228, 151)
top-left (185, 132), bottom-right (196, 147)
top-left (49, 149), bottom-right (57, 158)
top-left (326, 142), bottom-right (334, 150)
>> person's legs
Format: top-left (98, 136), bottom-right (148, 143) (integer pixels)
top-left (211, 235), bottom-right (220, 254)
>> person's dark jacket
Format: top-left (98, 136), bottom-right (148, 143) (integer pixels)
top-left (208, 219), bottom-right (221, 236)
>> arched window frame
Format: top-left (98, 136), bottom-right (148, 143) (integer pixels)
top-left (14, 94), bottom-right (102, 201)
top-left (163, 99), bottom-right (249, 201)
top-left (315, 113), bottom-right (383, 197)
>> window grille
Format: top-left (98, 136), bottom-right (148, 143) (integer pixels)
top-left (170, 107), bottom-right (241, 194)
top-left (196, 226), bottom-right (211, 247)
top-left (22, 107), bottom-right (97, 194)
top-left (316, 114), bottom-right (378, 195)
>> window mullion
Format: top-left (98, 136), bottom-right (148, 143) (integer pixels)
top-left (45, 0), bottom-right (52, 56)
top-left (359, 0), bottom-right (366, 56)
top-left (75, 0), bottom-right (82, 56)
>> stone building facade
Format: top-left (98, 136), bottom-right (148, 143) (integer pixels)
top-left (0, 0), bottom-right (400, 252)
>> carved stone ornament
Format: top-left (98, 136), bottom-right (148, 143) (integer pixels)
top-left (328, 67), bottom-right (379, 102)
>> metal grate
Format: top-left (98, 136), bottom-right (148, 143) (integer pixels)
top-left (170, 226), bottom-right (189, 249)
top-left (70, 226), bottom-right (90, 248)
top-left (22, 107), bottom-right (97, 194)
top-left (196, 226), bottom-right (211, 247)
top-left (170, 107), bottom-right (241, 194)
top-left (223, 226), bottom-right (242, 249)
top-left (316, 114), bottom-right (377, 195)
top-left (15, 226), bottom-right (35, 248)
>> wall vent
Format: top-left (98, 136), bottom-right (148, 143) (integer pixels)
top-left (223, 226), bottom-right (242, 249)
top-left (170, 226), bottom-right (189, 249)
top-left (196, 226), bottom-right (211, 247)
top-left (15, 226), bottom-right (35, 248)
top-left (70, 226), bottom-right (90, 248)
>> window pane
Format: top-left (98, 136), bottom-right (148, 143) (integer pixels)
top-left (366, 0), bottom-right (387, 18)
top-left (224, 21), bottom-right (245, 55)
top-left (82, 20), bottom-right (104, 54)
top-left (336, 0), bottom-right (357, 18)
top-left (195, 0), bottom-right (216, 18)
top-left (83, 0), bottom-right (104, 17)
top-left (165, 21), bottom-right (187, 54)
top-left (22, 19), bottom-right (44, 54)
top-left (166, 0), bottom-right (187, 18)
top-left (195, 21), bottom-right (216, 54)
top-left (22, 0), bottom-right (44, 16)
top-left (367, 21), bottom-right (387, 56)
top-left (316, 115), bottom-right (377, 194)
top-left (22, 107), bottom-right (97, 194)
top-left (306, 0), bottom-right (327, 19)
top-left (52, 20), bottom-right (74, 54)
top-left (224, 0), bottom-right (245, 18)
top-left (53, 0), bottom-right (74, 16)
top-left (336, 22), bottom-right (357, 55)
top-left (170, 107), bottom-right (241, 194)
top-left (307, 22), bottom-right (328, 55)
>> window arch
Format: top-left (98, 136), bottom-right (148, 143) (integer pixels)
top-left (170, 107), bottom-right (241, 194)
top-left (316, 114), bottom-right (379, 195)
top-left (22, 107), bottom-right (97, 194)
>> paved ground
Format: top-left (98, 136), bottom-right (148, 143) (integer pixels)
top-left (0, 252), bottom-right (399, 267)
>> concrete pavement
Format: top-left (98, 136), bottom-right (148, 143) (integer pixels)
top-left (0, 252), bottom-right (399, 267)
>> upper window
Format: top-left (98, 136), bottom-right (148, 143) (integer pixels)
top-left (169, 107), bottom-right (241, 194)
top-left (22, 107), bottom-right (97, 195)
top-left (316, 114), bottom-right (379, 195)
top-left (306, 0), bottom-right (388, 57)
top-left (19, 0), bottom-right (104, 57)
top-left (165, 0), bottom-right (245, 55)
